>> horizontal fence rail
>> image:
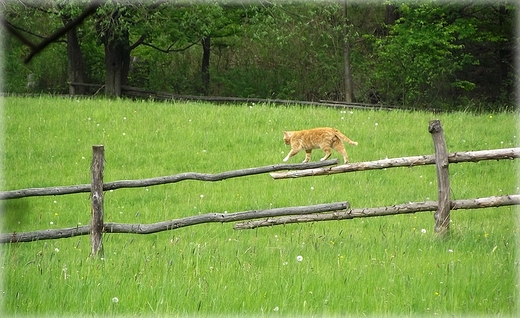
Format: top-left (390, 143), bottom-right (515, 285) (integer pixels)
top-left (69, 83), bottom-right (403, 111)
top-left (4, 193), bottom-right (517, 242)
top-left (0, 202), bottom-right (350, 243)
top-left (234, 195), bottom-right (520, 230)
top-left (270, 148), bottom-right (520, 179)
top-left (3, 148), bottom-right (518, 200)
top-left (0, 160), bottom-right (339, 200)
top-left (1, 119), bottom-right (518, 249)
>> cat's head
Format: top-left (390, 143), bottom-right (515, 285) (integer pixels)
top-left (283, 131), bottom-right (293, 145)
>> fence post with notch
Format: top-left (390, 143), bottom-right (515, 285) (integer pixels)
top-left (428, 120), bottom-right (450, 236)
top-left (90, 145), bottom-right (105, 257)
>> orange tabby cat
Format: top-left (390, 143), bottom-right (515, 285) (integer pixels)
top-left (283, 127), bottom-right (358, 163)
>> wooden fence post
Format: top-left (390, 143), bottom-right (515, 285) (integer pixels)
top-left (90, 145), bottom-right (105, 257)
top-left (428, 120), bottom-right (450, 236)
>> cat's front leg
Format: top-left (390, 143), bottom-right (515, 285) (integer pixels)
top-left (283, 149), bottom-right (299, 162)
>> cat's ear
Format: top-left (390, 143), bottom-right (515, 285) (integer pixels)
top-left (283, 131), bottom-right (292, 138)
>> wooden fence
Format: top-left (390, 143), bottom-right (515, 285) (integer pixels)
top-left (1, 120), bottom-right (519, 257)
top-left (68, 82), bottom-right (412, 112)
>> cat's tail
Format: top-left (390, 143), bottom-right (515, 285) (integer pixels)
top-left (335, 130), bottom-right (358, 146)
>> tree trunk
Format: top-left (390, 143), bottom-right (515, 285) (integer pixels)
top-left (201, 36), bottom-right (211, 94)
top-left (62, 16), bottom-right (86, 95)
top-left (385, 4), bottom-right (398, 26)
top-left (342, 0), bottom-right (354, 103)
top-left (498, 4), bottom-right (512, 99)
top-left (103, 29), bottom-right (130, 97)
top-left (121, 30), bottom-right (131, 87)
top-left (97, 6), bottom-right (131, 98)
top-left (104, 39), bottom-right (122, 97)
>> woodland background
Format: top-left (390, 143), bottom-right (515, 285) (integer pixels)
top-left (1, 0), bottom-right (517, 111)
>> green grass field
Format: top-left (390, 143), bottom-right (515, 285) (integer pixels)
top-left (1, 96), bottom-right (518, 316)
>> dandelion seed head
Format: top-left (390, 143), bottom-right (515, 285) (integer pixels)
top-left (296, 255), bottom-right (303, 262)
top-left (421, 229), bottom-right (427, 234)
top-left (112, 297), bottom-right (119, 303)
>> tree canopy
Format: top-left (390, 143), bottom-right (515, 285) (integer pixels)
top-left (1, 0), bottom-right (516, 111)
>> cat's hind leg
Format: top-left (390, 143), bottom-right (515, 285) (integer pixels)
top-left (303, 150), bottom-right (312, 163)
top-left (332, 143), bottom-right (349, 163)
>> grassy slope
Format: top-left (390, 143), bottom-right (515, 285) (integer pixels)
top-left (1, 96), bottom-right (518, 316)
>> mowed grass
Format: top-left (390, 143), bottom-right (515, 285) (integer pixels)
top-left (1, 96), bottom-right (518, 316)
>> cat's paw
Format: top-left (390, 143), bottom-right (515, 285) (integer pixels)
top-left (283, 156), bottom-right (289, 162)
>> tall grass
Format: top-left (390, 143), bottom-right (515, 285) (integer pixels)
top-left (1, 96), bottom-right (518, 316)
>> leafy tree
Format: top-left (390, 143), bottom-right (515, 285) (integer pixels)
top-left (1, 0), bottom-right (73, 93)
top-left (368, 0), bottom-right (516, 109)
top-left (2, 0), bottom-right (515, 110)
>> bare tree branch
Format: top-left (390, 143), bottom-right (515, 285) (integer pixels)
top-left (129, 33), bottom-right (147, 51)
top-left (1, 19), bottom-right (37, 49)
top-left (141, 38), bottom-right (200, 53)
top-left (3, 1), bottom-right (102, 63)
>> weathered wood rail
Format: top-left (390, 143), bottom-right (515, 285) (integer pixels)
top-left (269, 148), bottom-right (520, 179)
top-left (69, 82), bottom-right (400, 111)
top-left (1, 120), bottom-right (518, 250)
top-left (234, 195), bottom-right (520, 229)
top-left (0, 202), bottom-right (349, 243)
top-left (0, 160), bottom-right (339, 200)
